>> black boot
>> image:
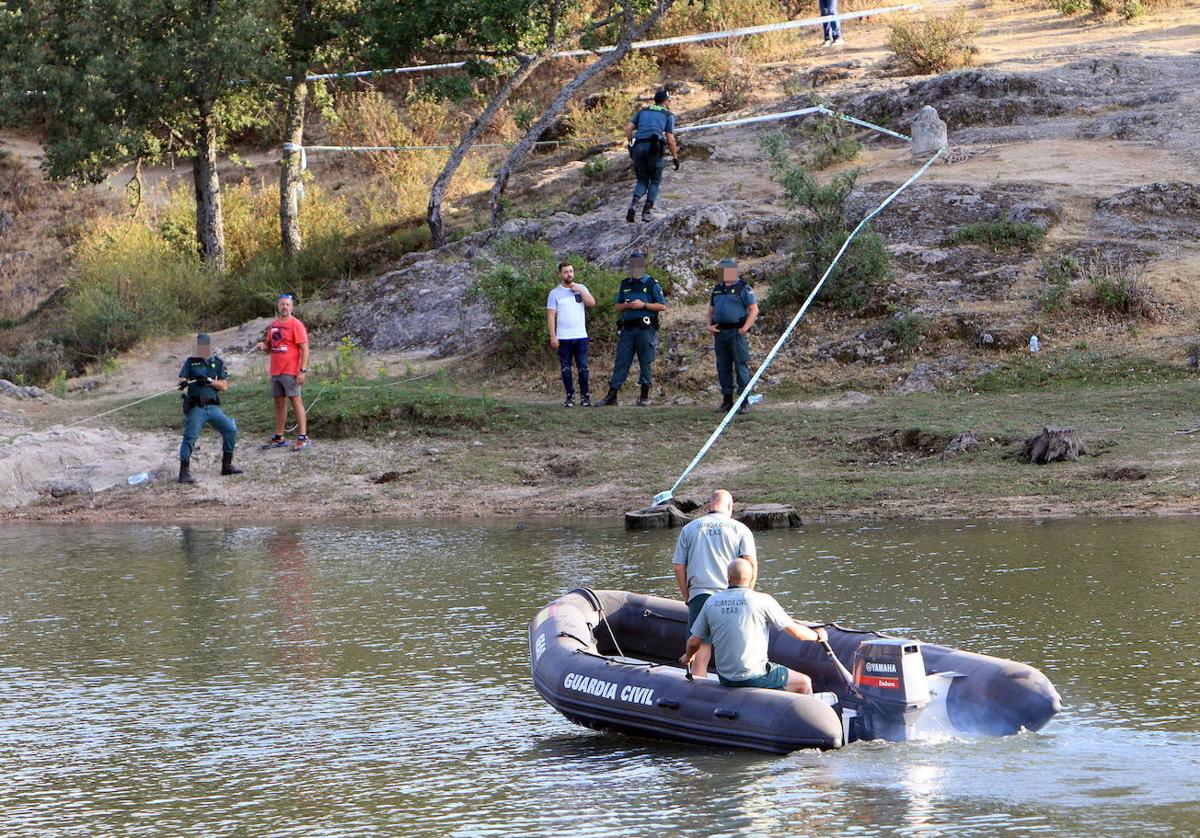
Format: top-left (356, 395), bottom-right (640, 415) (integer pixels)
top-left (178, 460), bottom-right (195, 484)
top-left (718, 393), bottom-right (734, 412)
top-left (600, 387), bottom-right (619, 406)
top-left (737, 397), bottom-right (750, 415)
top-left (626, 203), bottom-right (637, 224)
top-left (637, 385), bottom-right (652, 406)
top-left (642, 200), bottom-right (654, 221)
top-left (221, 452), bottom-right (244, 476)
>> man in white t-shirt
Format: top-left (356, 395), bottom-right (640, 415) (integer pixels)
top-left (546, 260), bottom-right (596, 407)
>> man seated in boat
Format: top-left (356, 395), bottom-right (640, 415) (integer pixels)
top-left (681, 559), bottom-right (828, 693)
top-left (672, 488), bottom-right (756, 679)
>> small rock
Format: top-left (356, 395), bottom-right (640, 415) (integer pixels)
top-left (896, 363), bottom-right (938, 394)
top-left (943, 431), bottom-right (982, 459)
top-left (43, 480), bottom-right (91, 498)
top-left (911, 105), bottom-right (948, 159)
top-left (0, 209), bottom-right (13, 236)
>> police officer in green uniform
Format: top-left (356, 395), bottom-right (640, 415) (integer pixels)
top-left (600, 251), bottom-right (668, 407)
top-left (177, 333), bottom-right (243, 484)
top-left (624, 88), bottom-right (680, 223)
top-left (707, 258), bottom-right (759, 414)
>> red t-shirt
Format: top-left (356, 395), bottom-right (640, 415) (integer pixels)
top-left (267, 317), bottom-right (308, 377)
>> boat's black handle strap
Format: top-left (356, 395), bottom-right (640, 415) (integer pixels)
top-left (643, 608), bottom-right (687, 623)
top-left (558, 631), bottom-right (592, 647)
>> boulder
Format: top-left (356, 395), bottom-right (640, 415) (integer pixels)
top-left (942, 431), bottom-right (982, 459)
top-left (911, 106), bottom-right (948, 159)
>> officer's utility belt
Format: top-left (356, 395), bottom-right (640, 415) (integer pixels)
top-left (620, 314), bottom-right (659, 331)
top-left (716, 320), bottom-right (746, 331)
top-left (633, 135), bottom-right (665, 156)
top-left (184, 395), bottom-right (220, 409)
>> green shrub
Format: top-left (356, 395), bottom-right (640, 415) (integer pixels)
top-left (763, 134), bottom-right (890, 312)
top-left (473, 239), bottom-right (624, 357)
top-left (65, 181), bottom-right (352, 360)
top-left (798, 119), bottom-right (861, 171)
top-left (945, 219), bottom-right (1047, 251)
top-left (1040, 255), bottom-right (1079, 312)
top-left (1085, 259), bottom-right (1158, 319)
top-left (883, 309), bottom-right (927, 352)
top-left (0, 337), bottom-right (66, 386)
top-left (581, 156), bottom-right (611, 179)
top-left (1052, 0), bottom-right (1090, 12)
top-left (887, 11), bottom-right (980, 75)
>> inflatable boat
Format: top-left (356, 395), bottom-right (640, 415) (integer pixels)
top-left (529, 589), bottom-right (1061, 753)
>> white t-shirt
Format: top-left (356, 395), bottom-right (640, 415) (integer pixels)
top-left (546, 284), bottom-right (590, 340)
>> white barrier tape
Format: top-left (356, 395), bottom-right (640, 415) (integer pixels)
top-left (302, 4), bottom-right (921, 82)
top-left (285, 105), bottom-right (905, 158)
top-left (656, 146), bottom-right (946, 503)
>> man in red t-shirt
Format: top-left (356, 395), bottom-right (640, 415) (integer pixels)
top-left (255, 293), bottom-right (312, 451)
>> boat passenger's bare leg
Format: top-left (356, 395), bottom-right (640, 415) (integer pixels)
top-left (784, 669), bottom-right (813, 694)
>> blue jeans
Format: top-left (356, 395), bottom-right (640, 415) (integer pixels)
top-left (631, 142), bottom-right (666, 205)
top-left (820, 0), bottom-right (841, 39)
top-left (180, 404), bottom-right (238, 462)
top-left (557, 338), bottom-right (590, 398)
top-left (609, 327), bottom-right (658, 389)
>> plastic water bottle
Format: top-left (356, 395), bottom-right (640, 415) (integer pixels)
top-left (127, 472), bottom-right (150, 486)
top-left (1029, 335), bottom-right (1040, 353)
top-left (747, 394), bottom-right (763, 405)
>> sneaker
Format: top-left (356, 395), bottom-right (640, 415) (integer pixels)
top-left (562, 396), bottom-right (575, 408)
top-left (642, 205), bottom-right (653, 221)
top-left (292, 435), bottom-right (312, 452)
top-left (580, 395), bottom-right (592, 407)
top-left (821, 38), bottom-right (832, 48)
top-left (261, 435), bottom-right (287, 450)
top-left (626, 206), bottom-right (637, 223)
top-left (832, 36), bottom-right (845, 47)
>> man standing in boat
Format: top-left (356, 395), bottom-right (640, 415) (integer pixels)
top-left (682, 558), bottom-right (828, 693)
top-left (671, 489), bottom-right (755, 679)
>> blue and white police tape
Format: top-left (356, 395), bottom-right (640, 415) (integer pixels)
top-left (299, 4), bottom-right (922, 82)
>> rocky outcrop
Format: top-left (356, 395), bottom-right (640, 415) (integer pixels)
top-left (1092, 182), bottom-right (1200, 241)
top-left (337, 202), bottom-right (791, 356)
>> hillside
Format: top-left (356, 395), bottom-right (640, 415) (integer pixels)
top-left (3, 0), bottom-right (1200, 522)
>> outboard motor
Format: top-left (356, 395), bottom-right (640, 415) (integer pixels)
top-left (850, 638), bottom-right (931, 741)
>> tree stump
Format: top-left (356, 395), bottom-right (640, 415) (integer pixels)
top-left (735, 503), bottom-right (803, 531)
top-left (1020, 426), bottom-right (1087, 464)
top-left (942, 431), bottom-right (981, 460)
top-left (624, 499), bottom-right (696, 530)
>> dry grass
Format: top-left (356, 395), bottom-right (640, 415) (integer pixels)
top-left (887, 10), bottom-right (981, 75)
top-left (0, 151), bottom-right (119, 329)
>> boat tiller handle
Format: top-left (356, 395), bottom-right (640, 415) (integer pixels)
top-left (822, 640), bottom-right (856, 689)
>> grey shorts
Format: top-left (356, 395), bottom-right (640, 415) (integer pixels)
top-left (271, 374), bottom-right (301, 398)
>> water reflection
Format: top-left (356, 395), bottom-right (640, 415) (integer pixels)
top-left (0, 517), bottom-right (1197, 835)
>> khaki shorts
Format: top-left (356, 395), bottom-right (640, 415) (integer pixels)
top-left (271, 374), bottom-right (301, 398)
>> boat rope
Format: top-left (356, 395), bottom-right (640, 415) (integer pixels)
top-left (654, 146), bottom-right (946, 504)
top-left (596, 602), bottom-right (627, 661)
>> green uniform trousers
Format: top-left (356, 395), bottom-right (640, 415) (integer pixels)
top-left (714, 329), bottom-right (751, 396)
top-left (610, 326), bottom-right (658, 389)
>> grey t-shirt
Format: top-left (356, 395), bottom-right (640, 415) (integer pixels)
top-left (691, 587), bottom-right (793, 682)
top-left (671, 512), bottom-right (756, 601)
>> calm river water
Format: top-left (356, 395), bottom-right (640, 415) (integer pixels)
top-left (1, 517), bottom-right (1198, 836)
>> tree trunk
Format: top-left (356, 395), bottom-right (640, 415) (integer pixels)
top-left (280, 69), bottom-right (308, 258)
top-left (193, 102), bottom-right (226, 271)
top-left (488, 0), bottom-right (676, 227)
top-left (427, 50), bottom-right (553, 248)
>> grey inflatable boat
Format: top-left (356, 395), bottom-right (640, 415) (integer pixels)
top-left (529, 588), bottom-right (1061, 753)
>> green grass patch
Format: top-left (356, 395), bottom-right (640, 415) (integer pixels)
top-left (119, 374), bottom-right (514, 439)
top-left (945, 219), bottom-right (1047, 251)
top-left (972, 351), bottom-right (1188, 393)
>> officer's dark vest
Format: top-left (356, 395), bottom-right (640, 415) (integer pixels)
top-left (619, 276), bottom-right (661, 329)
top-left (712, 279), bottom-right (752, 327)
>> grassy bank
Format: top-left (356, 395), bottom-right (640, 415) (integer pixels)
top-left (99, 349), bottom-right (1200, 519)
